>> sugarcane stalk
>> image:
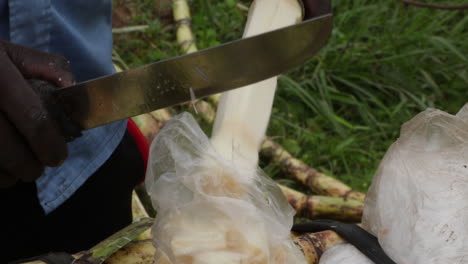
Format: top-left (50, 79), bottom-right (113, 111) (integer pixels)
top-left (20, 226), bottom-right (344, 264)
top-left (148, 108), bottom-right (172, 123)
top-left (74, 218), bottom-right (154, 264)
top-left (210, 0), bottom-right (303, 168)
top-left (173, 0), bottom-right (197, 54)
top-left (103, 231), bottom-right (344, 264)
top-left (131, 191), bottom-right (149, 219)
top-left (292, 230), bottom-right (345, 264)
top-left (263, 140), bottom-right (366, 202)
top-left (22, 233), bottom-right (344, 264)
top-left (135, 183), bottom-right (157, 218)
top-left (206, 93), bottom-right (221, 106)
top-left (112, 25), bottom-right (149, 34)
top-left (131, 191), bottom-right (152, 240)
top-left (172, 0), bottom-right (222, 107)
top-left (279, 185), bottom-right (363, 222)
top-left (104, 240), bottom-right (157, 264)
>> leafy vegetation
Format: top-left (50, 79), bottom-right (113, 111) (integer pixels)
top-left (113, 0), bottom-right (468, 192)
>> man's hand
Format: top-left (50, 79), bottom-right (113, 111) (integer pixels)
top-left (0, 40), bottom-right (74, 188)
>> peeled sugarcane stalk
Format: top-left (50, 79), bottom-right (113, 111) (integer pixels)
top-left (210, 0), bottom-right (303, 167)
top-left (263, 140), bottom-right (366, 202)
top-left (279, 185), bottom-right (363, 222)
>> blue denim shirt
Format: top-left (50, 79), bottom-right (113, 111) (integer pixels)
top-left (0, 0), bottom-right (127, 214)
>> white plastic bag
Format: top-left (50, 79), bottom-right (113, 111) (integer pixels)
top-left (145, 113), bottom-right (306, 264)
top-left (319, 244), bottom-right (373, 264)
top-left (362, 105), bottom-right (468, 263)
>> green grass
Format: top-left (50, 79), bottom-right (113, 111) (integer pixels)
top-left (113, 0), bottom-right (468, 192)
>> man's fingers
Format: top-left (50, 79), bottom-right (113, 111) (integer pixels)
top-left (0, 115), bottom-right (44, 185)
top-left (0, 50), bottom-right (68, 167)
top-left (0, 40), bottom-right (74, 87)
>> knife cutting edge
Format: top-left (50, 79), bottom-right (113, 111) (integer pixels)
top-left (37, 12), bottom-right (332, 141)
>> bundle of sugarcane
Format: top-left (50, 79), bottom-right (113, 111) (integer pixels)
top-left (20, 218), bottom-right (344, 264)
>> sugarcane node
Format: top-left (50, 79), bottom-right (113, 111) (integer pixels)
top-left (174, 17), bottom-right (192, 27)
top-left (301, 196), bottom-right (315, 218)
top-left (28, 79), bottom-right (83, 142)
top-left (342, 189), bottom-right (355, 201)
top-left (180, 40), bottom-right (196, 51)
top-left (299, 232), bottom-right (324, 254)
top-left (305, 167), bottom-right (319, 185)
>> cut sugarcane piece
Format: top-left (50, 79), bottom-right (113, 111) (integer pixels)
top-left (210, 0), bottom-right (303, 170)
top-left (263, 140), bottom-right (366, 201)
top-left (279, 185), bottom-right (364, 222)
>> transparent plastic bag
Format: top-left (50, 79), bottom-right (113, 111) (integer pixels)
top-left (145, 113), bottom-right (306, 264)
top-left (319, 244), bottom-right (373, 264)
top-left (362, 105), bottom-right (468, 263)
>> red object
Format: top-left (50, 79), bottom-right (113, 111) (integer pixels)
top-left (126, 119), bottom-right (149, 181)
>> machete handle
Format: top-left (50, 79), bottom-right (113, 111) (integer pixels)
top-left (28, 79), bottom-right (83, 142)
top-left (292, 220), bottom-right (397, 264)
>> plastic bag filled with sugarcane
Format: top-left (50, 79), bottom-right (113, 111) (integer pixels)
top-left (144, 0), bottom-right (309, 263)
top-left (145, 113), bottom-right (307, 263)
top-left (362, 105), bottom-right (468, 263)
top-left (320, 105), bottom-right (468, 264)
